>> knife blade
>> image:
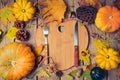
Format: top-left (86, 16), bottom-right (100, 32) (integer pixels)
top-left (74, 21), bottom-right (79, 67)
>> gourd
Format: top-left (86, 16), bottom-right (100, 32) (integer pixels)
top-left (96, 48), bottom-right (120, 70)
top-left (13, 0), bottom-right (35, 21)
top-left (95, 5), bottom-right (120, 32)
top-left (90, 67), bottom-right (105, 80)
top-left (0, 42), bottom-right (35, 80)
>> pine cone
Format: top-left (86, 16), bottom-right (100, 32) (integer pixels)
top-left (76, 6), bottom-right (98, 24)
top-left (16, 29), bottom-right (30, 41)
top-left (14, 20), bottom-right (25, 29)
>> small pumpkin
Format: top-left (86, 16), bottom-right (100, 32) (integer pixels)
top-left (95, 5), bottom-right (120, 32)
top-left (96, 48), bottom-right (120, 70)
top-left (13, 0), bottom-right (35, 21)
top-left (90, 67), bottom-right (105, 80)
top-left (0, 42), bottom-right (35, 80)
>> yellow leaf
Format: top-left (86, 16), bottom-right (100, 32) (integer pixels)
top-left (38, 0), bottom-right (67, 25)
top-left (6, 27), bottom-right (18, 40)
top-left (94, 40), bottom-right (110, 50)
top-left (78, 0), bottom-right (101, 8)
top-left (116, 68), bottom-right (120, 77)
top-left (0, 6), bottom-right (15, 25)
top-left (34, 45), bottom-right (43, 57)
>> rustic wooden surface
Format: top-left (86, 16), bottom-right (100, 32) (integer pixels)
top-left (0, 0), bottom-right (120, 80)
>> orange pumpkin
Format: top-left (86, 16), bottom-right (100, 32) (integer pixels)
top-left (95, 6), bottom-right (120, 32)
top-left (0, 42), bottom-right (35, 80)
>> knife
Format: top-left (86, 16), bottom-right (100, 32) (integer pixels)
top-left (74, 21), bottom-right (79, 67)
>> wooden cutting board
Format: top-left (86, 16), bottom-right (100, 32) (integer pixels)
top-left (35, 19), bottom-right (89, 70)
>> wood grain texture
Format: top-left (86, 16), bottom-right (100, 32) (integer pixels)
top-left (48, 20), bottom-right (76, 70)
top-left (48, 19), bottom-right (88, 70)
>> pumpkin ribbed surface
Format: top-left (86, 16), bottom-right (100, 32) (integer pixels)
top-left (95, 5), bottom-right (120, 32)
top-left (96, 48), bottom-right (120, 70)
top-left (0, 42), bottom-right (35, 80)
top-left (90, 67), bottom-right (105, 80)
top-left (13, 0), bottom-right (35, 21)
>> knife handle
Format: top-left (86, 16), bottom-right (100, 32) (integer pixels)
top-left (74, 46), bottom-right (79, 67)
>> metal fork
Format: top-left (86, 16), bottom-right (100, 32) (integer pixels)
top-left (43, 25), bottom-right (49, 64)
top-left (43, 24), bottom-right (49, 44)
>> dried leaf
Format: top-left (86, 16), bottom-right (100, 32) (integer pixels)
top-left (38, 0), bottom-right (66, 25)
top-left (78, 0), bottom-right (101, 8)
top-left (80, 71), bottom-right (92, 80)
top-left (36, 67), bottom-right (50, 78)
top-left (69, 69), bottom-right (78, 77)
top-left (116, 68), bottom-right (120, 77)
top-left (34, 45), bottom-right (43, 57)
top-left (0, 6), bottom-right (15, 25)
top-left (94, 39), bottom-right (110, 50)
top-left (114, 0), bottom-right (120, 9)
top-left (66, 74), bottom-right (74, 80)
top-left (6, 27), bottom-right (18, 40)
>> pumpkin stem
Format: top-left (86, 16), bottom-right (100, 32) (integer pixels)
top-left (21, 9), bottom-right (26, 13)
top-left (106, 55), bottom-right (110, 59)
top-left (11, 61), bottom-right (17, 67)
top-left (108, 16), bottom-right (113, 20)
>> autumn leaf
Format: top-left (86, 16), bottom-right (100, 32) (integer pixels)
top-left (80, 71), bottom-right (92, 80)
top-left (116, 68), bottom-right (120, 77)
top-left (94, 39), bottom-right (110, 50)
top-left (6, 26), bottom-right (18, 40)
top-left (78, 0), bottom-right (101, 8)
top-left (38, 0), bottom-right (67, 25)
top-left (0, 6), bottom-right (15, 25)
top-left (79, 50), bottom-right (91, 65)
top-left (36, 67), bottom-right (50, 78)
top-left (34, 45), bottom-right (44, 57)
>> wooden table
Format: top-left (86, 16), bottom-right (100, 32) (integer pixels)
top-left (0, 0), bottom-right (120, 80)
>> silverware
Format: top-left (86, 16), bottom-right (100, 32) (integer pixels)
top-left (43, 25), bottom-right (49, 45)
top-left (74, 21), bottom-right (79, 67)
top-left (43, 25), bottom-right (49, 64)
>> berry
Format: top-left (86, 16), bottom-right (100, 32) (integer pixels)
top-left (81, 52), bottom-right (87, 56)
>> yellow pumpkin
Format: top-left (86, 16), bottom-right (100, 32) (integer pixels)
top-left (96, 48), bottom-right (120, 70)
top-left (0, 42), bottom-right (35, 80)
top-left (95, 5), bottom-right (120, 32)
top-left (13, 0), bottom-right (35, 21)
